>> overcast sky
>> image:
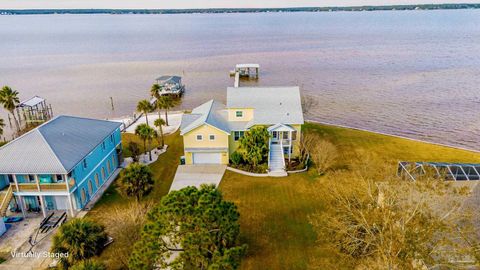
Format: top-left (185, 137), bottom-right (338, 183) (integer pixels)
top-left (1, 0), bottom-right (479, 9)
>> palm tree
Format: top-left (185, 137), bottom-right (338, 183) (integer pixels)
top-left (0, 86), bottom-right (20, 133)
top-left (119, 163), bottom-right (154, 202)
top-left (136, 99), bottom-right (153, 126)
top-left (154, 118), bottom-right (166, 148)
top-left (0, 118), bottom-right (4, 137)
top-left (150, 83), bottom-right (165, 123)
top-left (157, 95), bottom-right (176, 126)
top-left (135, 123), bottom-right (157, 161)
top-left (51, 218), bottom-right (108, 269)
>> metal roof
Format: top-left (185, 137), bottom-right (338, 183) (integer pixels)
top-left (227, 87), bottom-right (304, 127)
top-left (236, 64), bottom-right (260, 69)
top-left (155, 75), bottom-right (182, 84)
top-left (180, 100), bottom-right (231, 135)
top-left (18, 96), bottom-right (45, 107)
top-left (0, 115), bottom-right (121, 174)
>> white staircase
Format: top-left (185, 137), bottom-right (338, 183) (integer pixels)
top-left (269, 144), bottom-right (287, 177)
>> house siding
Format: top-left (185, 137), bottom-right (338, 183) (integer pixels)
top-left (227, 108), bottom-right (254, 122)
top-left (183, 124), bottom-right (229, 165)
top-left (69, 128), bottom-right (122, 209)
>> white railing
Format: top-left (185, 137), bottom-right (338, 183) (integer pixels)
top-left (267, 137), bottom-right (271, 171)
top-left (280, 139), bottom-right (286, 170)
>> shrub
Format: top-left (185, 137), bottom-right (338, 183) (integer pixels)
top-left (310, 140), bottom-right (338, 175)
top-left (70, 260), bottom-right (106, 270)
top-left (51, 218), bottom-right (108, 269)
top-left (127, 141), bottom-right (141, 162)
top-left (119, 163), bottom-right (154, 202)
top-left (239, 126), bottom-right (270, 166)
top-left (230, 151), bottom-right (243, 165)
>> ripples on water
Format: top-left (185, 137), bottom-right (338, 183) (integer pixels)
top-left (0, 10), bottom-right (479, 150)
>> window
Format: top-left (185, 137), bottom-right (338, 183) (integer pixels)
top-left (102, 141), bottom-right (106, 150)
top-left (28, 174), bottom-right (35, 182)
top-left (56, 175), bottom-right (63, 182)
top-left (107, 160), bottom-right (112, 173)
top-left (81, 188), bottom-right (87, 205)
top-left (233, 131), bottom-right (244, 141)
top-left (272, 131), bottom-right (278, 139)
top-left (95, 173), bottom-right (100, 186)
top-left (101, 167), bottom-right (106, 180)
top-left (82, 159), bottom-right (88, 169)
top-left (95, 174), bottom-right (100, 187)
top-left (196, 135), bottom-right (203, 141)
top-left (88, 180), bottom-right (93, 195)
top-left (7, 175), bottom-right (14, 183)
top-left (282, 132), bottom-right (289, 140)
top-left (209, 135), bottom-right (215, 141)
top-left (235, 111), bottom-right (243, 118)
top-left (291, 131), bottom-right (297, 141)
top-left (110, 134), bottom-right (114, 143)
top-left (112, 155), bottom-right (116, 168)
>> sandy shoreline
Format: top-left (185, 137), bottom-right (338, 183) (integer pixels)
top-left (110, 111), bottom-right (183, 135)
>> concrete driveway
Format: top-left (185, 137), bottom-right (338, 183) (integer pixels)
top-left (169, 165), bottom-right (227, 192)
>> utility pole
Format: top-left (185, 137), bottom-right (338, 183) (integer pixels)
top-left (110, 97), bottom-right (115, 111)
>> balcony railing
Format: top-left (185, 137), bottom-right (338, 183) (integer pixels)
top-left (13, 182), bottom-right (68, 192)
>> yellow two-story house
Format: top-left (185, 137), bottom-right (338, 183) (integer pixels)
top-left (180, 87), bottom-right (304, 173)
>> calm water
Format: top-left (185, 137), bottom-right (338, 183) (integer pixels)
top-left (1, 10), bottom-right (480, 149)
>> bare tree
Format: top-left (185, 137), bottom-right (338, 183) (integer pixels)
top-left (103, 202), bottom-right (153, 268)
top-left (301, 93), bottom-right (319, 116)
top-left (310, 139), bottom-right (338, 175)
top-left (309, 172), bottom-right (478, 269)
top-left (297, 132), bottom-right (316, 166)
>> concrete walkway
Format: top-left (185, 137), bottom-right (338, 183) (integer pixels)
top-left (169, 165), bottom-right (227, 192)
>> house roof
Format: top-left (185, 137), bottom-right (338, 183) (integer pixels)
top-left (155, 75), bottom-right (182, 85)
top-left (17, 96), bottom-right (45, 108)
top-left (0, 115), bottom-right (122, 174)
top-left (236, 64), bottom-right (260, 69)
top-left (180, 100), bottom-right (231, 135)
top-left (227, 87), bottom-right (304, 127)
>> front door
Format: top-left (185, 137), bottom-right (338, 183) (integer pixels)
top-left (272, 131), bottom-right (279, 144)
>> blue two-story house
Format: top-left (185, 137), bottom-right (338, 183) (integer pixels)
top-left (0, 115), bottom-right (123, 218)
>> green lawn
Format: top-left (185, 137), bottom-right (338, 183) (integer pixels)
top-left (87, 123), bottom-right (480, 269)
top-left (219, 122), bottom-right (480, 270)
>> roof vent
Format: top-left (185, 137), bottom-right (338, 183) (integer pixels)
top-left (280, 102), bottom-right (282, 106)
top-left (287, 113), bottom-right (290, 116)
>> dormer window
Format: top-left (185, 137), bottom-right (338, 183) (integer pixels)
top-left (236, 111), bottom-right (243, 118)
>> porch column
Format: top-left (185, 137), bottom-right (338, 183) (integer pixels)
top-left (65, 174), bottom-right (75, 217)
top-left (12, 175), bottom-right (25, 218)
top-left (288, 131), bottom-right (292, 162)
top-left (38, 195), bottom-right (46, 218)
top-left (19, 196), bottom-right (26, 218)
top-left (67, 194), bottom-right (75, 217)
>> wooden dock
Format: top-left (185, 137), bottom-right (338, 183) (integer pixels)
top-left (230, 64), bottom-right (260, 88)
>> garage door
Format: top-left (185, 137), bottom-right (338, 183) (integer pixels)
top-left (193, 152), bottom-right (222, 164)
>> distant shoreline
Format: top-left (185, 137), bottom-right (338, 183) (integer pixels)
top-left (1, 3), bottom-right (480, 15)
